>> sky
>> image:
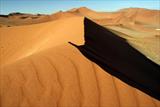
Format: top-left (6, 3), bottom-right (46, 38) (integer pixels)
top-left (0, 0), bottom-right (159, 15)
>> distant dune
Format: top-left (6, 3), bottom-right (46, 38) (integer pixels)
top-left (0, 7), bottom-right (159, 27)
top-left (0, 7), bottom-right (160, 107)
top-left (0, 13), bottom-right (50, 27)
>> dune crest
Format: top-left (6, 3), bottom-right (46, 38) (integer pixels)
top-left (0, 16), bottom-right (84, 66)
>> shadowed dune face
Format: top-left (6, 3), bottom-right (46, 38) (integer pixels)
top-left (71, 18), bottom-right (160, 100)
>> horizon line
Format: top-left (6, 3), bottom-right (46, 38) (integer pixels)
top-left (0, 6), bottom-right (159, 15)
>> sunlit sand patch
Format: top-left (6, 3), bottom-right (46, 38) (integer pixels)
top-left (155, 28), bottom-right (160, 31)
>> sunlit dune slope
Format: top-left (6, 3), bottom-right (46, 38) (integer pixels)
top-left (0, 16), bottom-right (84, 66)
top-left (69, 7), bottom-right (160, 26)
top-left (1, 43), bottom-right (160, 107)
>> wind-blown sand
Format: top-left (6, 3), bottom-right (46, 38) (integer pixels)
top-left (0, 7), bottom-right (160, 107)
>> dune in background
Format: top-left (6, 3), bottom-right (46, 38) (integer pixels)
top-left (0, 7), bottom-right (160, 107)
top-left (0, 7), bottom-right (159, 27)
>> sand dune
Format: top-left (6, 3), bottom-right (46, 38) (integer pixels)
top-left (1, 15), bottom-right (159, 66)
top-left (1, 7), bottom-right (159, 27)
top-left (0, 8), bottom-right (160, 107)
top-left (0, 13), bottom-right (52, 27)
top-left (1, 43), bottom-right (160, 107)
top-left (69, 7), bottom-right (160, 27)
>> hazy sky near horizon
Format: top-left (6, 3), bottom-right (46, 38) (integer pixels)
top-left (0, 0), bottom-right (159, 15)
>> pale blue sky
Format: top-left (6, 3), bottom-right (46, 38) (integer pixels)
top-left (0, 0), bottom-right (159, 15)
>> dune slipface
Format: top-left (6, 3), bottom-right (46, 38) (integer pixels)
top-left (70, 18), bottom-right (160, 100)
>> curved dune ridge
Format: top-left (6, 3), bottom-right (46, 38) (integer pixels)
top-left (1, 7), bottom-right (159, 65)
top-left (0, 8), bottom-right (160, 107)
top-left (0, 16), bottom-right (84, 66)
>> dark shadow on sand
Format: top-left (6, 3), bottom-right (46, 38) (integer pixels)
top-left (69, 18), bottom-right (160, 100)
